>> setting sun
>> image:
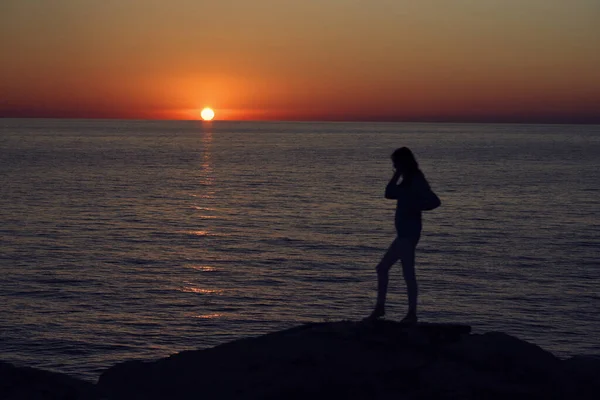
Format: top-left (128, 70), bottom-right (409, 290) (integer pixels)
top-left (201, 108), bottom-right (215, 121)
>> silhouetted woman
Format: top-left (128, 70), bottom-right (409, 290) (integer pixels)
top-left (369, 147), bottom-right (439, 324)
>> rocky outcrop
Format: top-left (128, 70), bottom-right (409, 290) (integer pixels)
top-left (96, 320), bottom-right (600, 399)
top-left (3, 321), bottom-right (598, 399)
top-left (0, 361), bottom-right (99, 400)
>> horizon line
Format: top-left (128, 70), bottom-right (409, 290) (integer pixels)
top-left (2, 116), bottom-right (600, 126)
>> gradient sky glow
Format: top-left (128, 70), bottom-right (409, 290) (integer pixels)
top-left (1, 0), bottom-right (599, 122)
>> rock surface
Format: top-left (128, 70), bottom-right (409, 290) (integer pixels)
top-left (0, 361), bottom-right (99, 400)
top-left (3, 321), bottom-right (599, 399)
top-left (95, 320), bottom-right (600, 399)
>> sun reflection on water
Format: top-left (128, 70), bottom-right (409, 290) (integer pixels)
top-left (190, 121), bottom-right (217, 236)
top-left (192, 205), bottom-right (216, 211)
top-left (194, 313), bottom-right (224, 319)
top-left (184, 230), bottom-right (210, 236)
top-left (180, 286), bottom-right (224, 295)
top-left (199, 127), bottom-right (214, 187)
top-left (187, 265), bottom-right (219, 272)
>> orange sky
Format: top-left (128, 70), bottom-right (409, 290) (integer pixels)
top-left (1, 0), bottom-right (599, 123)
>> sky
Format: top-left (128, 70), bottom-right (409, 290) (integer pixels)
top-left (1, 0), bottom-right (599, 123)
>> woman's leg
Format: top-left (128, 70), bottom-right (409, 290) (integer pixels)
top-left (371, 238), bottom-right (403, 317)
top-left (399, 236), bottom-right (419, 317)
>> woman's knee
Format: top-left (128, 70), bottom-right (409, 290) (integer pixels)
top-left (401, 259), bottom-right (416, 281)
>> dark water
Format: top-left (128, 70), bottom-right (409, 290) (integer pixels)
top-left (1, 119), bottom-right (599, 381)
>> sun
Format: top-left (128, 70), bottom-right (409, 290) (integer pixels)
top-left (200, 107), bottom-right (215, 121)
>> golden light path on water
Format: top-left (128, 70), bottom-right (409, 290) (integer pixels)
top-left (180, 122), bottom-right (223, 320)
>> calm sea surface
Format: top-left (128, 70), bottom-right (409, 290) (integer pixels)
top-left (1, 119), bottom-right (599, 381)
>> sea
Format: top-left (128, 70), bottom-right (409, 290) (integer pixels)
top-left (1, 119), bottom-right (598, 382)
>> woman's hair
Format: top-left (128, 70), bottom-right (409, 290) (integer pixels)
top-left (391, 147), bottom-right (420, 175)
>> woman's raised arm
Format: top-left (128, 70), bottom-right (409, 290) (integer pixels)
top-left (384, 170), bottom-right (403, 199)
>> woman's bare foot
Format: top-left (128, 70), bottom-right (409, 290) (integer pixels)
top-left (400, 310), bottom-right (418, 325)
top-left (367, 305), bottom-right (385, 320)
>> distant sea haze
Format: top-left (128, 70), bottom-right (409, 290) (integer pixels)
top-left (1, 119), bottom-right (598, 381)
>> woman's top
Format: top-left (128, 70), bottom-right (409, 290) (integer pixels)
top-left (385, 171), bottom-right (431, 238)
